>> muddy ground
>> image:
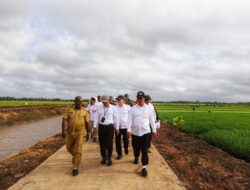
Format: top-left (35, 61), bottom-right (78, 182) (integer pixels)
top-left (0, 134), bottom-right (65, 190)
top-left (0, 106), bottom-right (67, 127)
top-left (153, 124), bottom-right (250, 190)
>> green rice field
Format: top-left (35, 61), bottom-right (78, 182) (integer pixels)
top-left (0, 100), bottom-right (72, 108)
top-left (155, 103), bottom-right (250, 161)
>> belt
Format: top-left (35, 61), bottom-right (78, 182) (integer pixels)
top-left (99, 123), bottom-right (114, 127)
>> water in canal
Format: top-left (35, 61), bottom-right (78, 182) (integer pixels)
top-left (0, 116), bottom-right (62, 161)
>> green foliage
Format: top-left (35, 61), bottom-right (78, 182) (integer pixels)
top-left (172, 116), bottom-right (185, 128)
top-left (0, 100), bottom-right (73, 108)
top-left (157, 104), bottom-right (250, 161)
top-left (203, 129), bottom-right (250, 161)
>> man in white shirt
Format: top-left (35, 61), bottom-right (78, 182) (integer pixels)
top-left (115, 95), bottom-right (131, 160)
top-left (96, 95), bottom-right (103, 106)
top-left (94, 95), bottom-right (119, 166)
top-left (145, 95), bottom-right (159, 152)
top-left (127, 91), bottom-right (157, 177)
top-left (86, 97), bottom-right (98, 142)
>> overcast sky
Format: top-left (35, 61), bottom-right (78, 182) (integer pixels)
top-left (0, 0), bottom-right (250, 102)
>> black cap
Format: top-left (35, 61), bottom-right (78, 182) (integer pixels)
top-left (116, 95), bottom-right (124, 100)
top-left (136, 91), bottom-right (145, 99)
top-left (145, 95), bottom-right (151, 101)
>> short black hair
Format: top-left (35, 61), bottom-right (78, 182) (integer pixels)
top-left (145, 95), bottom-right (151, 101)
top-left (90, 97), bottom-right (96, 101)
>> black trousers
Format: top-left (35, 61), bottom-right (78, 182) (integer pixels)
top-left (148, 125), bottom-right (153, 148)
top-left (98, 124), bottom-right (114, 159)
top-left (132, 133), bottom-right (150, 166)
top-left (115, 128), bottom-right (129, 155)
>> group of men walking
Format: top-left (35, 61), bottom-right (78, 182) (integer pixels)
top-left (62, 91), bottom-right (160, 177)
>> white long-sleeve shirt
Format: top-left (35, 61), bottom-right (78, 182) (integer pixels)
top-left (86, 104), bottom-right (98, 121)
top-left (127, 104), bottom-right (156, 136)
top-left (116, 104), bottom-right (130, 129)
top-left (94, 104), bottom-right (119, 130)
top-left (147, 102), bottom-right (157, 122)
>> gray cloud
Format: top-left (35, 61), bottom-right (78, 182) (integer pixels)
top-left (0, 0), bottom-right (250, 102)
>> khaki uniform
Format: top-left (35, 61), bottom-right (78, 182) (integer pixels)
top-left (63, 107), bottom-right (90, 169)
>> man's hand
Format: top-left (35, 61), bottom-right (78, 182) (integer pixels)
top-left (127, 132), bottom-right (131, 139)
top-left (115, 129), bottom-right (119, 136)
top-left (62, 131), bottom-right (67, 139)
top-left (93, 128), bottom-right (97, 136)
top-left (152, 132), bottom-right (157, 138)
top-left (62, 118), bottom-right (67, 139)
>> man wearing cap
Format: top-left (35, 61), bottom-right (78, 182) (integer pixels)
top-left (62, 96), bottom-right (90, 176)
top-left (87, 97), bottom-right (98, 142)
top-left (127, 91), bottom-right (157, 177)
top-left (115, 95), bottom-right (131, 160)
top-left (94, 95), bottom-right (119, 166)
top-left (145, 95), bottom-right (159, 152)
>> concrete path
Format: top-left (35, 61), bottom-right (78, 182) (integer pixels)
top-left (9, 141), bottom-right (185, 190)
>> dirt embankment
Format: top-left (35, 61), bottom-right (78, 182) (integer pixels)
top-left (0, 134), bottom-right (65, 190)
top-left (153, 124), bottom-right (250, 190)
top-left (0, 106), bottom-right (67, 127)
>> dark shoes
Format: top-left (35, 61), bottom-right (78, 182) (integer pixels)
top-left (85, 134), bottom-right (89, 142)
top-left (141, 168), bottom-right (148, 177)
top-left (116, 154), bottom-right (122, 160)
top-left (72, 169), bottom-right (79, 176)
top-left (93, 137), bottom-right (97, 142)
top-left (125, 149), bottom-right (129, 155)
top-left (134, 157), bottom-right (139, 164)
top-left (107, 158), bottom-right (112, 166)
top-left (101, 157), bottom-right (112, 166)
top-left (100, 158), bottom-right (107, 165)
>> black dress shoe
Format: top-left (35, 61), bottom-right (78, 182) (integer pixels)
top-left (85, 134), bottom-right (89, 142)
top-left (116, 154), bottom-right (122, 160)
top-left (72, 169), bottom-right (79, 176)
top-left (100, 159), bottom-right (107, 165)
top-left (141, 168), bottom-right (148, 177)
top-left (107, 158), bottom-right (112, 166)
top-left (93, 137), bottom-right (97, 142)
top-left (134, 157), bottom-right (139, 164)
top-left (125, 149), bottom-right (129, 155)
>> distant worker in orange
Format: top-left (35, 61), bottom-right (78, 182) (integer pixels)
top-left (62, 96), bottom-right (90, 176)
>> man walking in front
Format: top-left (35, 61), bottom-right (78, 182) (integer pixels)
top-left (127, 91), bottom-right (157, 177)
top-left (94, 95), bottom-right (119, 166)
top-left (62, 96), bottom-right (90, 176)
top-left (115, 95), bottom-right (131, 160)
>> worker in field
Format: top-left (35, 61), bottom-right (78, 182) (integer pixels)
top-left (127, 91), bottom-right (157, 177)
top-left (145, 95), bottom-right (160, 153)
top-left (87, 97), bottom-right (98, 142)
top-left (62, 96), bottom-right (90, 176)
top-left (115, 95), bottom-right (131, 160)
top-left (94, 95), bottom-right (119, 166)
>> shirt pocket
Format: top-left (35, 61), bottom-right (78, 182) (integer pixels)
top-left (68, 111), bottom-right (75, 118)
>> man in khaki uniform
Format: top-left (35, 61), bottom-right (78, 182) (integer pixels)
top-left (62, 96), bottom-right (90, 176)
